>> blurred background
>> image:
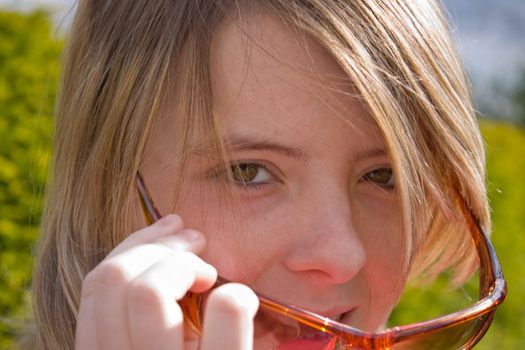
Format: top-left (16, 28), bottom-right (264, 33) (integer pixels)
top-left (0, 0), bottom-right (523, 349)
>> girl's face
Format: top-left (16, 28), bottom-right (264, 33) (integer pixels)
top-left (144, 11), bottom-right (405, 331)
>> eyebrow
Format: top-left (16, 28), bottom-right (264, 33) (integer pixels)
top-left (221, 134), bottom-right (310, 161)
top-left (189, 133), bottom-right (387, 163)
top-left (353, 147), bottom-right (388, 163)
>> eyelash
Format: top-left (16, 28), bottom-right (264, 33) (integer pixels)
top-left (360, 167), bottom-right (395, 190)
top-left (212, 161), bottom-right (276, 190)
top-left (210, 162), bottom-right (394, 192)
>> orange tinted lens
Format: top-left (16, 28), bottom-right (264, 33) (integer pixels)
top-left (252, 307), bottom-right (340, 349)
top-left (254, 311), bottom-right (493, 349)
top-left (180, 289), bottom-right (492, 350)
top-left (390, 312), bottom-right (494, 350)
top-left (181, 291), bottom-right (345, 348)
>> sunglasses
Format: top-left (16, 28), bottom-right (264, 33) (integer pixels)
top-left (135, 172), bottom-right (506, 349)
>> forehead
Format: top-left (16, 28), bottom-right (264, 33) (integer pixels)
top-left (212, 9), bottom-right (344, 76)
top-left (211, 10), bottom-right (352, 108)
top-left (209, 10), bottom-right (380, 148)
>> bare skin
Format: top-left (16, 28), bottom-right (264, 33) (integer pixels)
top-left (75, 215), bottom-right (259, 350)
top-left (75, 10), bottom-right (405, 350)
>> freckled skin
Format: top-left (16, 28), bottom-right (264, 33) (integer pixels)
top-left (144, 11), bottom-right (406, 333)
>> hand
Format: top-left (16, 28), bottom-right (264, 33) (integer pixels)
top-left (75, 214), bottom-right (259, 350)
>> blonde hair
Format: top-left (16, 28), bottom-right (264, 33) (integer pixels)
top-left (29, 0), bottom-right (488, 348)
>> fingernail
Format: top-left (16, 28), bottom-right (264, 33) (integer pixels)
top-left (199, 262), bottom-right (218, 281)
top-left (208, 283), bottom-right (260, 318)
top-left (155, 229), bottom-right (206, 252)
top-left (155, 214), bottom-right (182, 227)
top-left (176, 229), bottom-right (205, 244)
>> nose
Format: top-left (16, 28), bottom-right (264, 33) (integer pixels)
top-left (282, 185), bottom-right (366, 285)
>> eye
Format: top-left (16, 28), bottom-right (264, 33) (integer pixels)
top-left (230, 162), bottom-right (273, 186)
top-left (362, 167), bottom-right (395, 189)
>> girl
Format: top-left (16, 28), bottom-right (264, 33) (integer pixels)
top-left (29, 0), bottom-right (505, 349)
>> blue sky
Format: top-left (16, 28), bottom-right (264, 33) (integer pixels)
top-left (442, 0), bottom-right (525, 117)
top-left (2, 0), bottom-right (524, 118)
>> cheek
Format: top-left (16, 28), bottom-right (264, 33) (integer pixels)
top-left (353, 192), bottom-right (406, 327)
top-left (173, 184), bottom-right (284, 281)
top-left (361, 216), bottom-right (405, 290)
top-left (358, 238), bottom-right (406, 330)
top-left (353, 190), bottom-right (405, 280)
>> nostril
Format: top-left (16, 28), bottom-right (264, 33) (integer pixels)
top-left (283, 190), bottom-right (368, 285)
top-left (302, 269), bottom-right (336, 283)
top-left (283, 239), bottom-right (366, 285)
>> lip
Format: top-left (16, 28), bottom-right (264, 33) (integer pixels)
top-left (339, 308), bottom-right (355, 325)
top-left (314, 306), bottom-right (356, 323)
top-left (271, 306), bottom-right (357, 349)
top-left (282, 308), bottom-right (355, 349)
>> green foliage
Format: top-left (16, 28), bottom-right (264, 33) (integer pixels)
top-left (510, 67), bottom-right (525, 125)
top-left (1, 9), bottom-right (524, 350)
top-left (0, 9), bottom-right (61, 348)
top-left (477, 120), bottom-right (525, 349)
top-left (390, 120), bottom-right (525, 349)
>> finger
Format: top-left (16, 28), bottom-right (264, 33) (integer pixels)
top-left (106, 214), bottom-right (184, 260)
top-left (200, 283), bottom-right (259, 350)
top-left (105, 230), bottom-right (208, 282)
top-left (89, 233), bottom-right (206, 349)
top-left (153, 229), bottom-right (207, 255)
top-left (75, 286), bottom-right (98, 350)
top-left (81, 267), bottom-right (131, 350)
top-left (127, 253), bottom-right (217, 350)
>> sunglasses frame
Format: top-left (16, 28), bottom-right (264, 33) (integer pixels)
top-left (135, 171), bottom-right (506, 349)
